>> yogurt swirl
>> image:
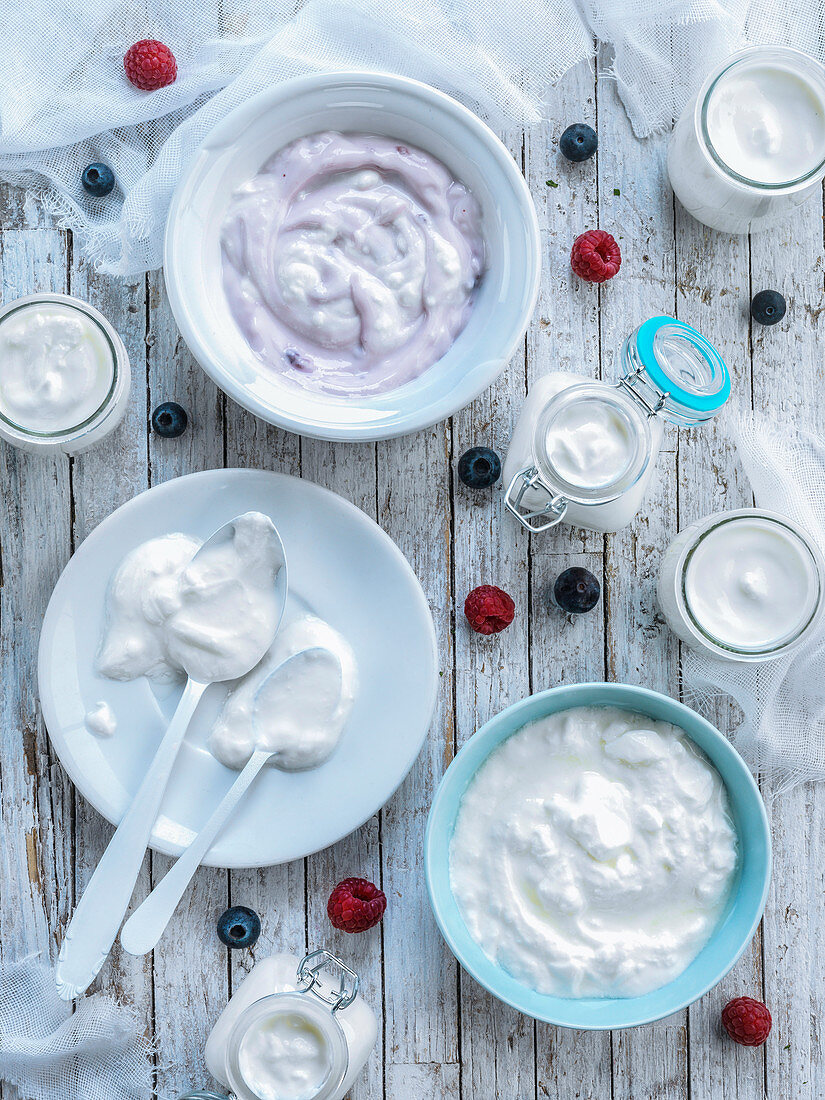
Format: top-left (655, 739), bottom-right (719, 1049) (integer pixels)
top-left (450, 706), bottom-right (737, 998)
top-left (221, 131), bottom-right (485, 396)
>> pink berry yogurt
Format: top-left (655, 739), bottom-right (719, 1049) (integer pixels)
top-left (220, 132), bottom-right (485, 397)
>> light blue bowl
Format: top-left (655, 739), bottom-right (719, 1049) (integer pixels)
top-left (425, 683), bottom-right (771, 1029)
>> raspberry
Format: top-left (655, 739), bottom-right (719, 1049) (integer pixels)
top-left (721, 997), bottom-right (772, 1046)
top-left (124, 40), bottom-right (177, 91)
top-left (327, 877), bottom-right (386, 933)
top-left (464, 585), bottom-right (515, 635)
top-left (570, 229), bottom-right (622, 283)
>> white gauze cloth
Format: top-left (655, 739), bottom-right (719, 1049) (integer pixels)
top-left (684, 416), bottom-right (825, 791)
top-left (0, 956), bottom-right (153, 1100)
top-left (0, 0), bottom-right (823, 274)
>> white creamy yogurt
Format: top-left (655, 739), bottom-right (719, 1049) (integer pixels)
top-left (0, 302), bottom-right (115, 431)
top-left (97, 528), bottom-right (358, 770)
top-left (237, 1009), bottom-right (333, 1100)
top-left (707, 62), bottom-right (825, 184)
top-left (165, 513), bottom-right (285, 683)
top-left (84, 700), bottom-right (117, 737)
top-left (210, 614), bottom-right (358, 771)
top-left (97, 533), bottom-right (202, 682)
top-left (97, 514), bottom-right (283, 685)
top-left (450, 706), bottom-right (737, 998)
top-left (684, 515), bottom-right (820, 650)
top-left (544, 397), bottom-right (636, 489)
top-left (221, 131), bottom-right (485, 396)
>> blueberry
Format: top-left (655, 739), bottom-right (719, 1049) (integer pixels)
top-left (284, 347), bottom-right (312, 371)
top-left (217, 906), bottom-right (261, 949)
top-left (552, 567), bottom-right (601, 614)
top-left (751, 289), bottom-right (786, 326)
top-left (458, 447), bottom-right (501, 489)
top-left (81, 163), bottom-right (116, 197)
top-left (151, 401), bottom-right (188, 438)
top-left (559, 124), bottom-right (598, 163)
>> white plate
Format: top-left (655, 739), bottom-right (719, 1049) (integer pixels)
top-left (38, 469), bottom-right (438, 868)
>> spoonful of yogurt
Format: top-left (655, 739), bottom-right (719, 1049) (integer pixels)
top-left (119, 644), bottom-right (348, 956)
top-left (56, 512), bottom-right (287, 1000)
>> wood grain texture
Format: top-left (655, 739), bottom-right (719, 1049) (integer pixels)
top-left (1, 57), bottom-right (824, 1100)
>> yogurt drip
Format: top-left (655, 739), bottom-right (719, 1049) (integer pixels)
top-left (210, 614), bottom-right (358, 770)
top-left (221, 131), bottom-right (485, 396)
top-left (0, 302), bottom-right (114, 432)
top-left (450, 706), bottom-right (737, 998)
top-left (545, 398), bottom-right (635, 489)
top-left (238, 1010), bottom-right (332, 1100)
top-left (85, 701), bottom-right (117, 737)
top-left (706, 62), bottom-right (825, 184)
top-left (685, 515), bottom-right (819, 650)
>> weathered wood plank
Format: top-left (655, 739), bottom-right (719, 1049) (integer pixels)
top-left (222, 399), bottom-right (308, 1017)
top-left (0, 224), bottom-right (73, 973)
top-left (449, 117), bottom-right (535, 1100)
top-left (595, 54), bottom-right (687, 1099)
top-left (751, 191), bottom-right (825, 1100)
top-left (673, 140), bottom-right (764, 1100)
top-left (379, 421), bottom-right (458, 1088)
top-left (300, 438), bottom-right (385, 1100)
top-left (68, 256), bottom-right (154, 1024)
top-left (145, 270), bottom-right (230, 1096)
top-left (524, 55), bottom-right (614, 1098)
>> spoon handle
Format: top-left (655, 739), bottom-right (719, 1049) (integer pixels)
top-left (119, 749), bottom-right (271, 956)
top-left (55, 678), bottom-right (207, 1000)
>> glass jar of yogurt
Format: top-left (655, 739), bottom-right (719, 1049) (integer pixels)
top-left (0, 293), bottom-right (131, 455)
top-left (658, 508), bottom-right (825, 661)
top-left (667, 46), bottom-right (825, 234)
top-left (204, 950), bottom-right (378, 1100)
top-left (503, 316), bottom-right (730, 534)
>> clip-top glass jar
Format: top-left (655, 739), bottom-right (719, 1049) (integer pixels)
top-left (204, 949), bottom-right (377, 1100)
top-left (503, 317), bottom-right (730, 534)
top-left (667, 46), bottom-right (825, 234)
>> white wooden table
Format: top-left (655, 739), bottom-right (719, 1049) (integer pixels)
top-left (2, 52), bottom-right (823, 1100)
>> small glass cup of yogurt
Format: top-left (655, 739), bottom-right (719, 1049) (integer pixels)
top-left (658, 508), bottom-right (825, 661)
top-left (0, 293), bottom-right (131, 455)
top-left (668, 46), bottom-right (825, 234)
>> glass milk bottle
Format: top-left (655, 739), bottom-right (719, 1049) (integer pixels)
top-left (203, 950), bottom-right (377, 1100)
top-left (667, 46), bottom-right (825, 234)
top-left (503, 317), bottom-right (730, 534)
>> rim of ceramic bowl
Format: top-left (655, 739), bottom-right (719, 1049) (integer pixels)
top-left (163, 71), bottom-right (541, 442)
top-left (424, 682), bottom-right (771, 1029)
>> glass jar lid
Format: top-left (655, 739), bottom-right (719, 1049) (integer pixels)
top-left (621, 317), bottom-right (730, 425)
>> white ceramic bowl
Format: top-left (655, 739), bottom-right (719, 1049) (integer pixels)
top-left (164, 72), bottom-right (541, 441)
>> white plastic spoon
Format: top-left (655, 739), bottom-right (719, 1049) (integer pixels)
top-left (55, 515), bottom-right (287, 1001)
top-left (119, 646), bottom-right (342, 956)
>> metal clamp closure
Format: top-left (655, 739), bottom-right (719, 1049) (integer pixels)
top-left (297, 949), bottom-right (359, 1013)
top-left (616, 366), bottom-right (670, 418)
top-left (505, 467), bottom-right (568, 532)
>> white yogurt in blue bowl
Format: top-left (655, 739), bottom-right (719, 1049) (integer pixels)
top-left (425, 683), bottom-right (770, 1028)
